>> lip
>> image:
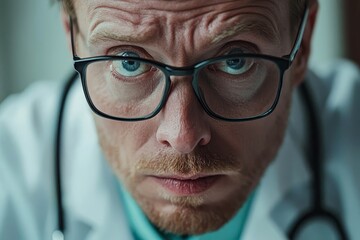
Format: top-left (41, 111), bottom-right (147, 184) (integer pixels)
top-left (152, 175), bottom-right (222, 195)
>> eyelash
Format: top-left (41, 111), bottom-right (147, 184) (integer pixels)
top-left (107, 46), bottom-right (152, 59)
top-left (217, 41), bottom-right (260, 56)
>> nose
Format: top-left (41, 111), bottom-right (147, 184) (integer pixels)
top-left (156, 79), bottom-right (211, 154)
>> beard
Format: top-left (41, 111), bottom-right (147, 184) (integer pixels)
top-left (97, 142), bottom-right (281, 235)
top-left (124, 149), bottom-right (255, 235)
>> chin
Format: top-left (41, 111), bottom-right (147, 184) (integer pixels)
top-left (135, 191), bottom-right (248, 235)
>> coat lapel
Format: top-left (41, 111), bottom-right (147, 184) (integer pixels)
top-left (242, 88), bottom-right (312, 239)
top-left (62, 81), bottom-right (133, 240)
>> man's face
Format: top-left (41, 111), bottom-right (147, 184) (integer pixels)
top-left (72, 0), bottom-right (304, 235)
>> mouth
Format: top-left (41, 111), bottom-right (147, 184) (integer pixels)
top-left (151, 174), bottom-right (223, 195)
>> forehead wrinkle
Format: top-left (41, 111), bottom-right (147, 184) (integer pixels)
top-left (87, 14), bottom-right (161, 47)
top-left (211, 18), bottom-right (280, 44)
top-left (86, 3), bottom-right (161, 46)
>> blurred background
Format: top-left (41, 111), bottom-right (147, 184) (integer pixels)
top-left (0, 0), bottom-right (359, 102)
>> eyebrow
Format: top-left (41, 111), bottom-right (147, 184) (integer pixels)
top-left (89, 28), bottom-right (155, 46)
top-left (210, 19), bottom-right (279, 44)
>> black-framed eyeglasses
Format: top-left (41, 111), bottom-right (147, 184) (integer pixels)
top-left (70, 7), bottom-right (309, 122)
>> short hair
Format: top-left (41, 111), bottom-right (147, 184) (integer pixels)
top-left (59, 0), bottom-right (308, 32)
top-left (60, 0), bottom-right (75, 18)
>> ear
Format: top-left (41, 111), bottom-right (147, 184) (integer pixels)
top-left (291, 1), bottom-right (319, 86)
top-left (61, 9), bottom-right (73, 55)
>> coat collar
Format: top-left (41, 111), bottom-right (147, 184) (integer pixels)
top-left (63, 76), bottom-right (313, 239)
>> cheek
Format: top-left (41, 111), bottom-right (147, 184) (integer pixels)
top-left (93, 115), bottom-right (156, 172)
top-left (216, 86), bottom-right (291, 170)
top-left (213, 68), bottom-right (294, 161)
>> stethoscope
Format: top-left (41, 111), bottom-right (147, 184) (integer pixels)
top-left (51, 72), bottom-right (349, 240)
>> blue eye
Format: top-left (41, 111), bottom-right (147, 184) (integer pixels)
top-left (215, 57), bottom-right (253, 75)
top-left (226, 58), bottom-right (246, 71)
top-left (111, 51), bottom-right (151, 77)
top-left (215, 49), bottom-right (254, 75)
top-left (122, 59), bottom-right (141, 72)
top-left (120, 52), bottom-right (140, 72)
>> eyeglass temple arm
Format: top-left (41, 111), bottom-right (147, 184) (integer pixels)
top-left (287, 7), bottom-right (310, 63)
top-left (69, 17), bottom-right (80, 61)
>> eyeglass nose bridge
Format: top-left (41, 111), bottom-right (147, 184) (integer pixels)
top-left (159, 66), bottom-right (213, 118)
top-left (161, 66), bottom-right (201, 100)
top-left (163, 66), bottom-right (197, 78)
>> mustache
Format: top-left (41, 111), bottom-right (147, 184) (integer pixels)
top-left (133, 148), bottom-right (242, 176)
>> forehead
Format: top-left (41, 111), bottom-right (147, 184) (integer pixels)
top-left (74, 0), bottom-right (290, 26)
top-left (73, 0), bottom-right (291, 58)
top-left (75, 0), bottom-right (289, 19)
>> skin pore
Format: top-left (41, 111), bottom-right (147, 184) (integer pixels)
top-left (63, 0), bottom-right (316, 235)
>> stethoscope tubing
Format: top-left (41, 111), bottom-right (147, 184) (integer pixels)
top-left (53, 71), bottom-right (78, 240)
top-left (287, 83), bottom-right (349, 240)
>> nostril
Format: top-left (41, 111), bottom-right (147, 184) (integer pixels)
top-left (198, 134), bottom-right (211, 146)
top-left (159, 138), bottom-right (171, 147)
top-left (156, 123), bottom-right (211, 154)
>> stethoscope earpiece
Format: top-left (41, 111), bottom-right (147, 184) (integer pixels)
top-left (52, 230), bottom-right (65, 240)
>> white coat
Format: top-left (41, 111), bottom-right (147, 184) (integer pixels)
top-left (1, 60), bottom-right (359, 240)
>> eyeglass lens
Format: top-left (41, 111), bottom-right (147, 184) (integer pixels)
top-left (84, 56), bottom-right (281, 120)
